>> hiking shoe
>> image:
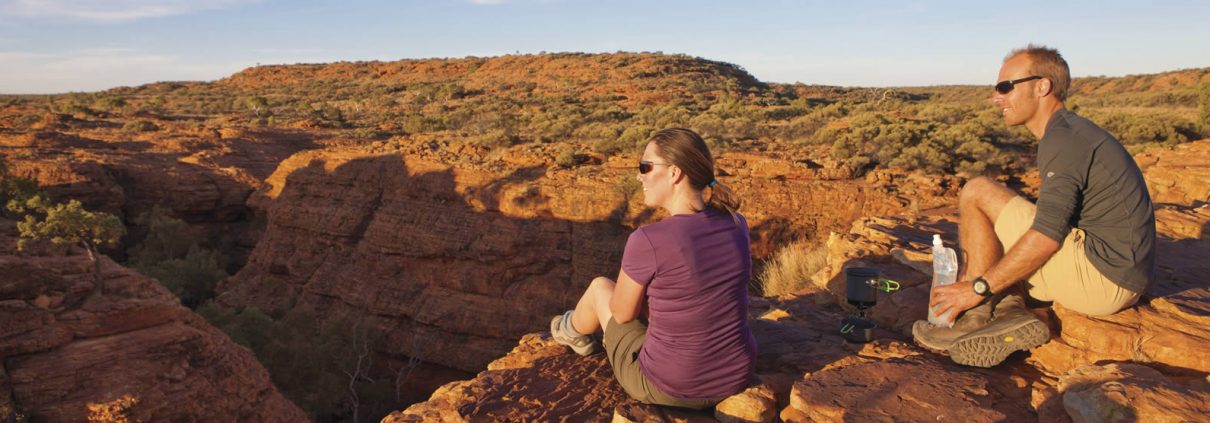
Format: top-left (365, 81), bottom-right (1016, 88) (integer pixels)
top-left (947, 297), bottom-right (1049, 368)
top-left (912, 299), bottom-right (993, 352)
top-left (550, 312), bottom-right (597, 356)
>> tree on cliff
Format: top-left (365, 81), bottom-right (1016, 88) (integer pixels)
top-left (10, 196), bottom-right (125, 297)
top-left (0, 154), bottom-right (37, 217)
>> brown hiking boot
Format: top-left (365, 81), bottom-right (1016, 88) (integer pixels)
top-left (911, 300), bottom-right (994, 352)
top-left (947, 294), bottom-right (1050, 368)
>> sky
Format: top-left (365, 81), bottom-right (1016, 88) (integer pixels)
top-left (1, 0), bottom-right (1208, 94)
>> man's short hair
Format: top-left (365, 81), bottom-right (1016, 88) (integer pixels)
top-left (1006, 44), bottom-right (1071, 101)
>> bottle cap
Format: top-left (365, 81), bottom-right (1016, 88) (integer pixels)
top-left (933, 234), bottom-right (942, 246)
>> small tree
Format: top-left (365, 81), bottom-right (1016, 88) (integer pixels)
top-left (11, 197), bottom-right (125, 296)
top-left (1199, 82), bottom-right (1210, 126)
top-left (1, 155), bottom-right (38, 217)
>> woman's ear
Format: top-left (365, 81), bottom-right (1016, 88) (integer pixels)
top-left (669, 165), bottom-right (685, 184)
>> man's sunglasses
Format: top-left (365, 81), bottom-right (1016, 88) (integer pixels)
top-left (638, 161), bottom-right (671, 174)
top-left (995, 75), bottom-right (1043, 94)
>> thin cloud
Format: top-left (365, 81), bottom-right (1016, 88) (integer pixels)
top-left (1, 0), bottom-right (258, 23)
top-left (0, 48), bottom-right (245, 93)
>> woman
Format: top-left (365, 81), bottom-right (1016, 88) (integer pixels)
top-left (550, 128), bottom-right (755, 409)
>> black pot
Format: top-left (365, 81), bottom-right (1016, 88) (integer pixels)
top-left (840, 316), bottom-right (876, 343)
top-left (844, 267), bottom-right (881, 308)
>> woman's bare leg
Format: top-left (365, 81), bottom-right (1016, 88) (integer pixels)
top-left (569, 276), bottom-right (616, 335)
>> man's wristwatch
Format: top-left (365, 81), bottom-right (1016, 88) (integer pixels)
top-left (972, 277), bottom-right (993, 297)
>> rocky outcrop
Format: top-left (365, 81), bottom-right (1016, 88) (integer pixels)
top-left (0, 123), bottom-right (319, 266)
top-left (0, 224), bottom-right (305, 422)
top-left (1059, 363), bottom-right (1210, 423)
top-left (386, 141), bottom-right (1210, 421)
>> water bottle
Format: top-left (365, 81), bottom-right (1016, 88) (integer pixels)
top-left (928, 234), bottom-right (958, 327)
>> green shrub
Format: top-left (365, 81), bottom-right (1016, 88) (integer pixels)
top-left (127, 206), bottom-right (228, 308)
top-left (1200, 83), bottom-right (1210, 125)
top-left (122, 119), bottom-right (159, 132)
top-left (200, 303), bottom-right (398, 422)
top-left (474, 130), bottom-right (518, 150)
top-left (554, 146), bottom-right (578, 168)
top-left (92, 96), bottom-right (126, 112)
top-left (1084, 110), bottom-right (1197, 145)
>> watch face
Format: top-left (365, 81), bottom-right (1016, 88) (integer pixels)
top-left (974, 279), bottom-right (990, 295)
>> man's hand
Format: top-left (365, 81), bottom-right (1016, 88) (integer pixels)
top-left (929, 280), bottom-right (986, 325)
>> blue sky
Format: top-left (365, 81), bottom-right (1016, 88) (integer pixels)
top-left (1, 0), bottom-right (1208, 94)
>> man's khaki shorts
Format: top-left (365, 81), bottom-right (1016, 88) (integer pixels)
top-left (995, 196), bottom-right (1139, 316)
top-left (603, 318), bottom-right (724, 410)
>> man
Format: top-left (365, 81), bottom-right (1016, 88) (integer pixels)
top-left (912, 45), bottom-right (1156, 368)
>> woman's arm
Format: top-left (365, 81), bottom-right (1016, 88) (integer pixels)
top-left (610, 270), bottom-right (647, 324)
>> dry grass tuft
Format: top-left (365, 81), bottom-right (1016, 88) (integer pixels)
top-left (756, 240), bottom-right (828, 297)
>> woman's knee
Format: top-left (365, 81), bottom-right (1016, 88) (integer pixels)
top-left (591, 276), bottom-right (616, 290)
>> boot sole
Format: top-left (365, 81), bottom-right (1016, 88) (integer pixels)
top-left (948, 315), bottom-right (1049, 368)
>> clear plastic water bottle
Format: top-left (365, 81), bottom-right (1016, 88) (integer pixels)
top-left (928, 234), bottom-right (958, 327)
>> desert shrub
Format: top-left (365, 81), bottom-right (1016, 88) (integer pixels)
top-left (554, 146), bottom-right (577, 168)
top-left (1200, 83), bottom-right (1210, 125)
top-left (122, 119), bottom-right (159, 132)
top-left (756, 240), bottom-right (828, 297)
top-left (199, 303), bottom-right (397, 422)
top-left (474, 129), bottom-right (518, 150)
top-left (92, 96), bottom-right (126, 112)
top-left (127, 206), bottom-right (228, 308)
top-left (632, 105), bottom-right (690, 128)
top-left (351, 127), bottom-right (390, 140)
top-left (14, 114), bottom-right (41, 128)
top-left (1084, 110), bottom-right (1197, 145)
top-left (778, 114), bottom-right (828, 144)
top-left (401, 114), bottom-right (445, 134)
top-left (1, 154), bottom-right (38, 219)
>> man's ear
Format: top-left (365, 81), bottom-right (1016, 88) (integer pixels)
top-left (1036, 77), bottom-right (1053, 98)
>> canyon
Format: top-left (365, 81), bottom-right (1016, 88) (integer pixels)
top-left (0, 53), bottom-right (1207, 421)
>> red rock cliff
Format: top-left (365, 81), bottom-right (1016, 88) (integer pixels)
top-left (0, 223), bottom-right (305, 422)
top-left (214, 146), bottom-right (950, 373)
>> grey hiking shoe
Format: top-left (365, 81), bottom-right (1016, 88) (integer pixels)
top-left (550, 312), bottom-right (597, 356)
top-left (912, 300), bottom-right (994, 352)
top-left (947, 295), bottom-right (1050, 368)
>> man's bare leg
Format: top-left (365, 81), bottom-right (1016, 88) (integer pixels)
top-left (957, 177), bottom-right (1019, 282)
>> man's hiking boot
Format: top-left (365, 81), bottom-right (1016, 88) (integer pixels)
top-left (948, 294), bottom-right (1050, 368)
top-left (550, 310), bottom-right (597, 356)
top-left (911, 299), bottom-right (994, 352)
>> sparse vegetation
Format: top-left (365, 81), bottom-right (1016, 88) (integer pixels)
top-left (122, 119), bottom-right (159, 132)
top-left (9, 196), bottom-right (125, 297)
top-left (756, 240), bottom-right (828, 297)
top-left (126, 206), bottom-right (228, 308)
top-left (199, 303), bottom-right (400, 422)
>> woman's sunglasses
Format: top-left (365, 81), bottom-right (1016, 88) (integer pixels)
top-left (638, 161), bottom-right (671, 174)
top-left (995, 75), bottom-right (1043, 94)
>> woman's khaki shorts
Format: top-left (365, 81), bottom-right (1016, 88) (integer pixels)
top-left (603, 318), bottom-right (724, 410)
top-left (994, 196), bottom-right (1139, 316)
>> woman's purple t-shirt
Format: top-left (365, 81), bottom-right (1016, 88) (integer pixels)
top-left (621, 208), bottom-right (756, 399)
